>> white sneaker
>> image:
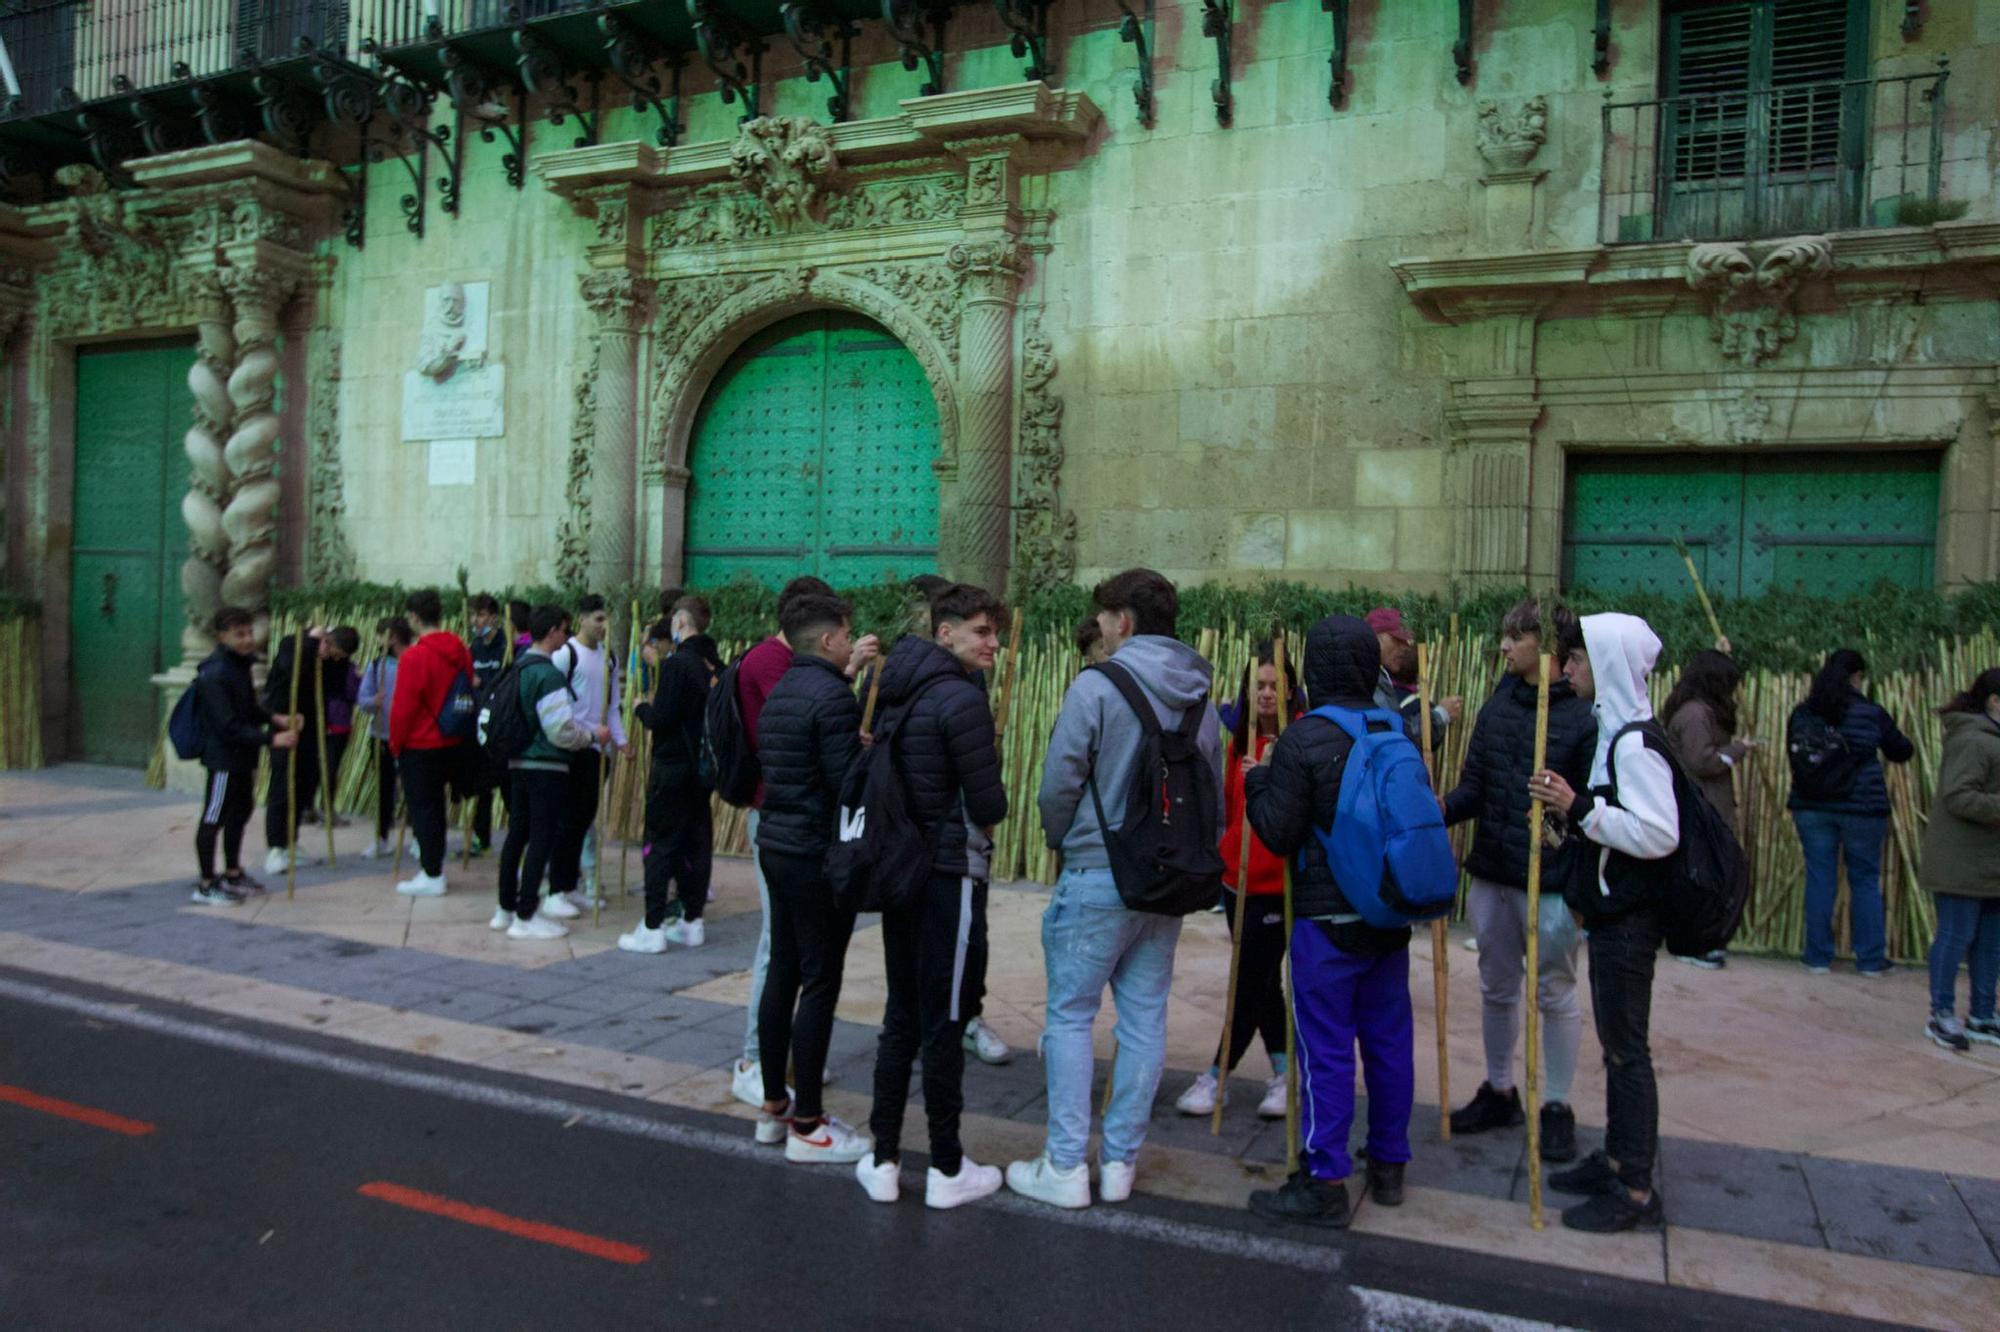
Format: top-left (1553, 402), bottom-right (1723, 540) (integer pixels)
top-left (361, 836), bottom-right (392, 859)
top-left (1175, 1071), bottom-right (1220, 1116)
top-left (731, 1059), bottom-right (765, 1108)
top-left (488, 908), bottom-right (513, 931)
top-left (506, 913), bottom-right (568, 941)
top-left (564, 889), bottom-right (596, 912)
top-left (618, 923), bottom-right (668, 953)
top-left (963, 1017), bottom-right (1013, 1065)
top-left (927, 1159), bottom-right (1002, 1210)
top-left (263, 847), bottom-right (313, 874)
top-left (1005, 1154), bottom-right (1090, 1209)
top-left (540, 893), bottom-right (581, 920)
top-left (786, 1116), bottom-right (872, 1164)
top-left (755, 1104), bottom-right (790, 1145)
top-left (664, 917), bottom-right (705, 947)
top-left (856, 1152), bottom-right (901, 1203)
top-left (1098, 1159), bottom-right (1136, 1204)
top-left (395, 871), bottom-right (446, 897)
top-left (1258, 1075), bottom-right (1289, 1120)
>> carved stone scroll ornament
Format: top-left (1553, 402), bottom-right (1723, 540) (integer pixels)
top-left (728, 116), bottom-right (841, 229)
top-left (1014, 319), bottom-right (1075, 592)
top-left (652, 172), bottom-right (966, 247)
top-left (1686, 235), bottom-right (1833, 367)
top-left (1475, 95), bottom-right (1548, 172)
top-left (555, 343), bottom-right (602, 588)
top-left (580, 268), bottom-right (652, 332)
top-left (852, 260), bottom-right (960, 365)
top-left (305, 335), bottom-right (358, 586)
top-left (217, 265), bottom-right (299, 647)
top-left (179, 275), bottom-right (235, 660)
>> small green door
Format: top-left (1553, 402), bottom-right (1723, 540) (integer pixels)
top-left (1563, 451), bottom-right (1940, 598)
top-left (686, 311), bottom-right (939, 589)
top-left (69, 340), bottom-right (195, 766)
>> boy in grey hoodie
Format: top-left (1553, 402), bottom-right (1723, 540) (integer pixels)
top-left (1006, 569), bottom-right (1224, 1210)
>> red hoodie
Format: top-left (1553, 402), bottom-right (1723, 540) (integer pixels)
top-left (389, 630), bottom-right (473, 755)
top-left (1220, 732), bottom-right (1285, 895)
top-left (736, 634), bottom-right (793, 809)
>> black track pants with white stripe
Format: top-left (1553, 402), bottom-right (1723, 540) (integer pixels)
top-left (869, 875), bottom-right (988, 1176)
top-left (196, 767), bottom-right (256, 881)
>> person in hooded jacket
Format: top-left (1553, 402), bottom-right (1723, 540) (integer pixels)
top-left (856, 583), bottom-right (1011, 1210)
top-left (388, 588), bottom-right (475, 899)
top-left (620, 595), bottom-right (722, 956)
top-left (1530, 612), bottom-right (1679, 1234)
top-left (191, 607), bottom-right (301, 905)
top-left (1008, 569), bottom-right (1224, 1211)
top-left (1442, 599), bottom-right (1594, 1161)
top-left (1241, 615), bottom-right (1414, 1229)
top-left (1789, 648), bottom-right (1915, 976)
top-left (1918, 668), bottom-right (2000, 1052)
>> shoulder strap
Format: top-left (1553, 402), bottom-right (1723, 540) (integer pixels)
top-left (1089, 660), bottom-right (1163, 738)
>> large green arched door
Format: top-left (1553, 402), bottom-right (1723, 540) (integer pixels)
top-left (685, 310), bottom-right (939, 588)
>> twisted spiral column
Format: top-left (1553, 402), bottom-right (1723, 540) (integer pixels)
top-left (946, 238), bottom-right (1023, 594)
top-left (179, 275), bottom-right (235, 662)
top-left (218, 267), bottom-right (296, 648)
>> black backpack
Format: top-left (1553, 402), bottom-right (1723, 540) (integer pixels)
top-left (1786, 704), bottom-right (1863, 803)
top-left (827, 677), bottom-right (950, 914)
top-left (1609, 721), bottom-right (1751, 958)
top-left (1085, 662), bottom-right (1225, 917)
top-left (477, 658), bottom-right (542, 764)
top-left (702, 657), bottom-right (760, 807)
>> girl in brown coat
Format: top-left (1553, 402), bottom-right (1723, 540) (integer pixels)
top-left (1662, 649), bottom-right (1749, 969)
top-left (1921, 668), bottom-right (2000, 1052)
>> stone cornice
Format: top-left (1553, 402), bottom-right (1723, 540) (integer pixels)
top-left (1395, 221), bottom-right (2000, 324)
top-left (536, 83), bottom-right (1099, 200)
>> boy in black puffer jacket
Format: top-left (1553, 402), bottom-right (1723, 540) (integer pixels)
top-left (1442, 599), bottom-right (1595, 1160)
top-left (191, 607), bottom-right (301, 905)
top-left (857, 584), bottom-right (1011, 1209)
top-left (1244, 614), bottom-right (1415, 1229)
top-left (619, 595), bottom-right (721, 956)
top-left (753, 592), bottom-right (868, 1165)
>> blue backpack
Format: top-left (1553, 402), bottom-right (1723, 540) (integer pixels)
top-left (168, 680), bottom-right (205, 760)
top-left (1304, 705), bottom-right (1458, 929)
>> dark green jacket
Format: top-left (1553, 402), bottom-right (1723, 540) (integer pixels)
top-left (1920, 711), bottom-right (2000, 900)
top-left (511, 650), bottom-right (592, 773)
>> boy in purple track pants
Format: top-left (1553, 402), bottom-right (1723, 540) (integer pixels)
top-left (1243, 613), bottom-right (1416, 1229)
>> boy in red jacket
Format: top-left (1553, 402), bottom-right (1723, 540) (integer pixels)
top-left (389, 588), bottom-right (474, 897)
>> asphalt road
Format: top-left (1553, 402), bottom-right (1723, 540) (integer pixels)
top-left (0, 971), bottom-right (1890, 1331)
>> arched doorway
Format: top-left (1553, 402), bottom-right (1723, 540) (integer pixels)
top-left (685, 310), bottom-right (940, 588)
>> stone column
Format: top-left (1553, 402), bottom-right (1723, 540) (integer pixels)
top-left (180, 273), bottom-right (235, 662)
top-left (219, 266), bottom-right (298, 648)
top-left (945, 237), bottom-right (1023, 595)
top-left (579, 269), bottom-right (653, 591)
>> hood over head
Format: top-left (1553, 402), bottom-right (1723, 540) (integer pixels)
top-left (1580, 612), bottom-right (1661, 766)
top-left (1108, 634), bottom-right (1214, 709)
top-left (1303, 614), bottom-right (1381, 706)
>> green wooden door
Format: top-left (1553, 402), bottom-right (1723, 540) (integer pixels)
top-left (69, 340), bottom-right (194, 766)
top-left (686, 311), bottom-right (938, 589)
top-left (1563, 451), bottom-right (1940, 598)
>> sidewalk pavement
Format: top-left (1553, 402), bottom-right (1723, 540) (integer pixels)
top-left (3, 764), bottom-right (1996, 1328)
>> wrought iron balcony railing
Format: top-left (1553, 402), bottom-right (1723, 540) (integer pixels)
top-left (1598, 62), bottom-right (1952, 244)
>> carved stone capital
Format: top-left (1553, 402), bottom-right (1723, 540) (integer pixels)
top-left (218, 264), bottom-right (299, 332)
top-left (581, 269), bottom-right (654, 332)
top-left (946, 237), bottom-right (1023, 300)
top-left (1476, 96), bottom-right (1548, 172)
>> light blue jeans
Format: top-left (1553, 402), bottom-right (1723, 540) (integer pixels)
top-left (1040, 866), bottom-right (1183, 1170)
top-left (742, 809), bottom-right (772, 1065)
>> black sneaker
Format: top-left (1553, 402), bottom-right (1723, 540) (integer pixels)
top-left (1927, 1013), bottom-right (1971, 1052)
top-left (1365, 1160), bottom-right (1405, 1207)
top-left (224, 870), bottom-right (267, 896)
top-left (1449, 1081), bottom-right (1524, 1136)
top-left (1966, 1016), bottom-right (2000, 1047)
top-left (1561, 1185), bottom-right (1663, 1233)
top-left (1549, 1149), bottom-right (1620, 1197)
top-left (190, 880), bottom-right (244, 907)
top-left (1540, 1102), bottom-right (1578, 1163)
top-left (1249, 1171), bottom-right (1351, 1229)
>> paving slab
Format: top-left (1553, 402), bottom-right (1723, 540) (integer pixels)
top-left (1945, 1174), bottom-right (2000, 1265)
top-left (1801, 1155), bottom-right (2000, 1276)
top-left (1658, 1139), bottom-right (1824, 1249)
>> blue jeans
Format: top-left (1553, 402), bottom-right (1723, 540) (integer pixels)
top-left (1292, 922), bottom-right (1413, 1182)
top-left (1040, 867), bottom-right (1183, 1170)
top-left (742, 809), bottom-right (772, 1065)
top-left (1795, 810), bottom-right (1888, 971)
top-left (1928, 894), bottom-right (2000, 1020)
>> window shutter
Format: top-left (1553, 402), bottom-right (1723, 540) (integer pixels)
top-left (1767, 0), bottom-right (1850, 175)
top-left (1667, 4), bottom-right (1756, 183)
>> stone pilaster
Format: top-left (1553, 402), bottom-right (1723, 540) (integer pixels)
top-left (579, 268), bottom-right (653, 590)
top-left (945, 236), bottom-right (1023, 595)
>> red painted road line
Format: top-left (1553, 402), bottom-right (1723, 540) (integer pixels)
top-left (0, 1083), bottom-right (158, 1137)
top-left (357, 1182), bottom-right (650, 1265)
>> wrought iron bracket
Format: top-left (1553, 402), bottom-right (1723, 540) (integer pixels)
top-left (1115, 0), bottom-right (1152, 127)
top-left (993, 0), bottom-right (1055, 83)
top-left (1593, 0), bottom-right (1612, 75)
top-left (440, 45), bottom-right (526, 190)
top-left (781, 3), bottom-right (858, 123)
top-left (1201, 0), bottom-right (1232, 127)
top-left (1453, 0), bottom-right (1474, 84)
top-left (129, 92), bottom-right (199, 158)
top-left (248, 74), bottom-right (316, 155)
top-left (1902, 2), bottom-right (1924, 40)
top-left (1323, 0), bottom-right (1349, 107)
top-left (690, 0), bottom-right (765, 123)
top-left (379, 72), bottom-right (456, 230)
top-left (514, 25), bottom-right (600, 149)
top-left (76, 106), bottom-right (140, 188)
top-left (315, 51), bottom-right (450, 239)
top-left (882, 0), bottom-right (950, 98)
top-left (600, 10), bottom-right (683, 148)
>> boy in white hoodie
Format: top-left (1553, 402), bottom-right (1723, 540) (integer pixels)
top-left (1528, 612), bottom-right (1679, 1233)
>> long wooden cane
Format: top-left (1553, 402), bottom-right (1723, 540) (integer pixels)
top-left (1673, 536), bottom-right (1728, 649)
top-left (1214, 632), bottom-right (1273, 1136)
top-left (1417, 644), bottom-right (1450, 1142)
top-left (284, 627), bottom-right (305, 901)
top-left (1275, 632), bottom-right (1300, 1167)
top-left (1524, 654), bottom-right (1553, 1231)
top-left (314, 644), bottom-right (337, 870)
top-left (593, 643), bottom-right (614, 929)
top-left (993, 606), bottom-right (1024, 739)
top-left (860, 659), bottom-right (884, 735)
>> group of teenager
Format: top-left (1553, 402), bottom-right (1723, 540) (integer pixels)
top-left (184, 561), bottom-right (2000, 1233)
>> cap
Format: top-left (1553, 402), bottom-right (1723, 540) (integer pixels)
top-left (1365, 607), bottom-right (1413, 643)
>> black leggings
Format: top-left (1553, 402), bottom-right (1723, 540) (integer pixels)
top-left (757, 851), bottom-right (857, 1122)
top-left (373, 739), bottom-right (399, 841)
top-left (499, 768), bottom-right (565, 920)
top-left (1217, 887), bottom-right (1289, 1073)
top-left (195, 767), bottom-right (256, 881)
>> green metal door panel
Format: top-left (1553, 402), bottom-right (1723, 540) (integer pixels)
top-left (820, 325), bottom-right (939, 586)
top-left (1563, 457), bottom-right (1741, 596)
top-left (686, 312), bottom-right (938, 590)
top-left (69, 340), bottom-right (193, 766)
top-left (1741, 455), bottom-right (1939, 595)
